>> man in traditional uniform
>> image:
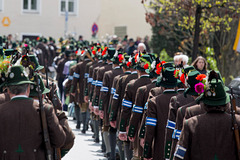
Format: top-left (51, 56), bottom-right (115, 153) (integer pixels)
top-left (164, 66), bottom-right (195, 159)
top-left (56, 48), bottom-right (69, 101)
top-left (109, 55), bottom-right (138, 160)
top-left (173, 73), bottom-right (240, 160)
top-left (0, 65), bottom-right (66, 159)
top-left (71, 48), bottom-right (92, 133)
top-left (92, 48), bottom-right (115, 158)
top-left (170, 70), bottom-right (201, 159)
top-left (30, 74), bottom-right (75, 159)
top-left (127, 55), bottom-right (160, 158)
top-left (119, 54), bottom-right (152, 160)
top-left (107, 54), bottom-right (132, 160)
top-left (98, 50), bottom-right (124, 160)
top-left (143, 67), bottom-right (179, 160)
top-left (87, 47), bottom-right (105, 144)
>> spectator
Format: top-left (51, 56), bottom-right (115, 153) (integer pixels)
top-left (178, 54), bottom-right (189, 67)
top-left (144, 36), bottom-right (151, 53)
top-left (135, 36), bottom-right (141, 46)
top-left (137, 43), bottom-right (146, 53)
top-left (127, 38), bottom-right (136, 55)
top-left (191, 56), bottom-right (208, 74)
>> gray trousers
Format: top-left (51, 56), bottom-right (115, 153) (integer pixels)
top-left (74, 105), bottom-right (81, 126)
top-left (124, 141), bottom-right (133, 160)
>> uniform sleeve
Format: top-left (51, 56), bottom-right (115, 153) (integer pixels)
top-left (86, 66), bottom-right (93, 97)
top-left (165, 96), bottom-right (177, 159)
top-left (93, 69), bottom-right (104, 109)
top-left (119, 82), bottom-right (134, 132)
top-left (143, 99), bottom-right (157, 158)
top-left (99, 72), bottom-right (110, 111)
top-left (138, 102), bottom-right (148, 139)
top-left (128, 87), bottom-right (145, 138)
top-left (83, 63), bottom-right (91, 96)
top-left (170, 107), bottom-right (185, 160)
top-left (109, 77), bottom-right (122, 121)
top-left (108, 77), bottom-right (118, 114)
top-left (71, 64), bottom-right (80, 93)
top-left (173, 120), bottom-right (190, 160)
top-left (89, 68), bottom-right (97, 102)
top-left (44, 104), bottom-right (66, 148)
top-left (56, 111), bottom-right (75, 149)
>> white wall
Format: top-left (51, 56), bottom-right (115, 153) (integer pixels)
top-left (0, 0), bottom-right (101, 40)
top-left (0, 0), bottom-right (151, 41)
top-left (97, 0), bottom-right (152, 40)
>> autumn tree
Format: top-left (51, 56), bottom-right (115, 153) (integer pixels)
top-left (143, 0), bottom-right (240, 83)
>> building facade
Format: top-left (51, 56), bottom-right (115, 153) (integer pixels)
top-left (0, 0), bottom-right (151, 41)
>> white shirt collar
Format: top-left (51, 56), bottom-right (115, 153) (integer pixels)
top-left (131, 71), bottom-right (138, 74)
top-left (164, 89), bottom-right (176, 92)
top-left (113, 66), bottom-right (120, 69)
top-left (177, 88), bottom-right (185, 92)
top-left (11, 95), bottom-right (28, 100)
top-left (140, 74), bottom-right (149, 78)
top-left (152, 79), bottom-right (157, 83)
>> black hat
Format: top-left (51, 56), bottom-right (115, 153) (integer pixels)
top-left (157, 67), bottom-right (180, 88)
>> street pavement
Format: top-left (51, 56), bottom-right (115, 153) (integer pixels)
top-left (63, 115), bottom-right (107, 160)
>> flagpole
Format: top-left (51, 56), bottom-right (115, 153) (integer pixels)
top-left (64, 9), bottom-right (68, 38)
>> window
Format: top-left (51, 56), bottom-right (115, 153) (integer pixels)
top-left (114, 26), bottom-right (127, 39)
top-left (60, 0), bottom-right (77, 15)
top-left (23, 0), bottom-right (39, 12)
top-left (0, 0), bottom-right (3, 11)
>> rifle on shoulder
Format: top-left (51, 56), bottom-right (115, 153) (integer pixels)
top-left (36, 75), bottom-right (53, 160)
top-left (230, 88), bottom-right (240, 160)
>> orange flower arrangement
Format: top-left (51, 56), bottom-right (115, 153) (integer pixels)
top-left (196, 74), bottom-right (206, 81)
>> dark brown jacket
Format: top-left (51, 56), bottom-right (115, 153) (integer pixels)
top-left (71, 59), bottom-right (91, 104)
top-left (128, 81), bottom-right (157, 137)
top-left (99, 66), bottom-right (123, 126)
top-left (56, 58), bottom-right (68, 80)
top-left (170, 100), bottom-right (197, 159)
top-left (65, 65), bottom-right (77, 103)
top-left (92, 63), bottom-right (112, 108)
top-left (84, 61), bottom-right (97, 96)
top-left (56, 110), bottom-right (75, 157)
top-left (109, 72), bottom-right (138, 128)
top-left (174, 104), bottom-right (240, 160)
top-left (165, 93), bottom-right (194, 159)
top-left (139, 87), bottom-right (163, 139)
top-left (144, 90), bottom-right (177, 160)
top-left (108, 71), bottom-right (132, 120)
top-left (88, 61), bottom-right (106, 101)
top-left (0, 97), bottom-right (66, 159)
top-left (119, 75), bottom-right (151, 132)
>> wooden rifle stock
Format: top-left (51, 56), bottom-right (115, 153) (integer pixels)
top-left (230, 88), bottom-right (240, 160)
top-left (36, 75), bottom-right (53, 160)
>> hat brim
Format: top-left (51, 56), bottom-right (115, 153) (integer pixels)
top-left (184, 88), bottom-right (199, 96)
top-left (158, 80), bottom-right (178, 88)
top-left (36, 65), bottom-right (44, 71)
top-left (6, 81), bottom-right (35, 86)
top-left (196, 93), bottom-right (230, 106)
top-left (30, 87), bottom-right (50, 97)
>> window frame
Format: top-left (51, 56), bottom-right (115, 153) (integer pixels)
top-left (22, 0), bottom-right (40, 14)
top-left (0, 0), bottom-right (4, 12)
top-left (60, 0), bottom-right (77, 16)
